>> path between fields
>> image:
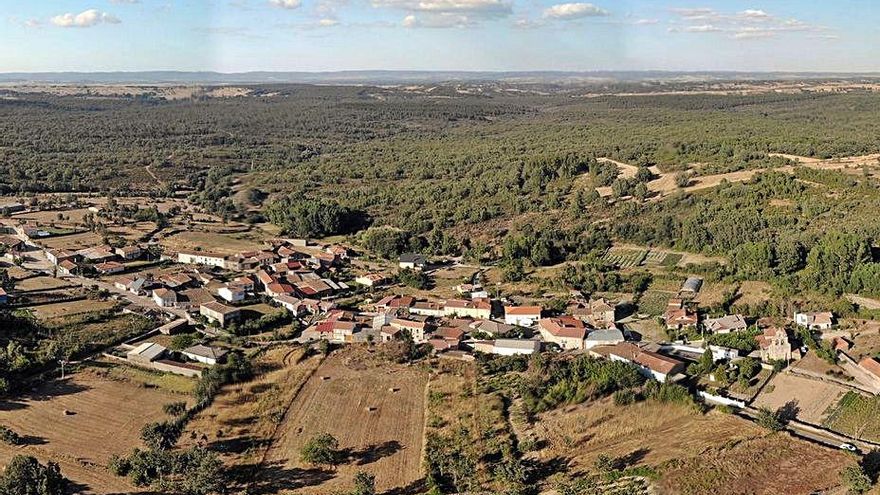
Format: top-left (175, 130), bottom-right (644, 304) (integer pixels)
top-left (248, 354), bottom-right (324, 489)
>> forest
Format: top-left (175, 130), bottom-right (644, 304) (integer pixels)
top-left (3, 83), bottom-right (880, 299)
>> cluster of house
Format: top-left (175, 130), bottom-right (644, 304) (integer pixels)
top-left (146, 241), bottom-right (353, 327)
top-left (46, 244), bottom-right (143, 276)
top-left (116, 320), bottom-right (230, 377)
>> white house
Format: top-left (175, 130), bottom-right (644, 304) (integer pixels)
top-left (182, 345), bottom-right (228, 366)
top-left (503, 306), bottom-right (542, 327)
top-left (795, 311), bottom-right (834, 330)
top-left (177, 250), bottom-right (226, 268)
top-left (492, 339), bottom-right (541, 356)
top-left (605, 343), bottom-right (686, 383)
top-left (152, 288), bottom-right (178, 308)
top-left (218, 285), bottom-right (246, 303)
top-left (399, 253), bottom-right (427, 271)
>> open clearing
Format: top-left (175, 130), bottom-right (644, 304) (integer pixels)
top-left (528, 398), bottom-right (853, 495)
top-left (594, 153), bottom-right (880, 200)
top-left (38, 231), bottom-right (105, 251)
top-left (14, 276), bottom-right (74, 292)
top-left (0, 369), bottom-right (186, 494)
top-left (752, 372), bottom-right (847, 424)
top-left (29, 299), bottom-right (116, 319)
top-left (160, 230), bottom-right (265, 255)
top-left (260, 350), bottom-right (427, 494)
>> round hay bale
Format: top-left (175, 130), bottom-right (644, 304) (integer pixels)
top-left (366, 406), bottom-right (377, 412)
top-left (63, 410), bottom-right (75, 416)
top-left (388, 387), bottom-right (400, 393)
top-left (321, 376), bottom-right (331, 381)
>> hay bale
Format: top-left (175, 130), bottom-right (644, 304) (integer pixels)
top-left (366, 406), bottom-right (377, 412)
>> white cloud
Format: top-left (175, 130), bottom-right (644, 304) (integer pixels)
top-left (109, 0), bottom-right (140, 4)
top-left (402, 13), bottom-right (475, 28)
top-left (269, 0), bottom-right (302, 9)
top-left (684, 24), bottom-right (720, 32)
top-left (671, 7), bottom-right (716, 21)
top-left (732, 27), bottom-right (774, 39)
top-left (669, 7), bottom-right (830, 41)
top-left (633, 18), bottom-right (658, 25)
top-left (24, 18), bottom-right (43, 28)
top-left (50, 9), bottom-right (120, 28)
top-left (543, 2), bottom-right (608, 20)
top-left (374, 0), bottom-right (510, 15)
top-left (318, 18), bottom-right (339, 26)
top-left (739, 9), bottom-right (770, 20)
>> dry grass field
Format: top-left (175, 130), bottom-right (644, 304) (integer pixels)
top-left (38, 231), bottom-right (105, 251)
top-left (527, 398), bottom-right (854, 495)
top-left (0, 369), bottom-right (186, 494)
top-left (752, 372), bottom-right (847, 424)
top-left (30, 299), bottom-right (117, 319)
top-left (160, 230), bottom-right (265, 255)
top-left (14, 276), bottom-right (75, 292)
top-left (259, 349), bottom-right (428, 495)
top-left (180, 347), bottom-right (323, 492)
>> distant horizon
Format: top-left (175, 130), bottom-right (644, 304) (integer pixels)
top-left (4, 68), bottom-right (880, 86)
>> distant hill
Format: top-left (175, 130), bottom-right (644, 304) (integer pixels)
top-left (2, 70), bottom-right (880, 85)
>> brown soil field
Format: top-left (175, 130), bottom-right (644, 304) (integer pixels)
top-left (0, 369), bottom-right (186, 494)
top-left (527, 398), bottom-right (854, 495)
top-left (29, 299), bottom-right (117, 319)
top-left (259, 350), bottom-right (428, 494)
top-left (39, 231), bottom-right (105, 251)
top-left (15, 276), bottom-right (75, 292)
top-left (14, 208), bottom-right (94, 226)
top-left (752, 372), bottom-right (847, 424)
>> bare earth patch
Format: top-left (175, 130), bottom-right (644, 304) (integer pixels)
top-left (752, 372), bottom-right (847, 424)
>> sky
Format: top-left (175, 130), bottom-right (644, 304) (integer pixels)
top-left (1, 0), bottom-right (878, 72)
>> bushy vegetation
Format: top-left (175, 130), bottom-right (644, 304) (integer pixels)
top-left (520, 355), bottom-right (645, 415)
top-left (0, 455), bottom-right (66, 495)
top-left (264, 195), bottom-right (362, 237)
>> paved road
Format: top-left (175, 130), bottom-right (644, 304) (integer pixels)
top-left (738, 406), bottom-right (876, 454)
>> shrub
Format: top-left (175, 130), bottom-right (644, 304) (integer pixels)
top-left (613, 389), bottom-right (637, 406)
top-left (300, 433), bottom-right (341, 467)
top-left (0, 425), bottom-right (22, 445)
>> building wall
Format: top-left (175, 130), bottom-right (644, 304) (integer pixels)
top-left (505, 314), bottom-right (538, 327)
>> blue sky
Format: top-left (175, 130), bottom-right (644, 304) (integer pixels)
top-left (1, 0), bottom-right (878, 72)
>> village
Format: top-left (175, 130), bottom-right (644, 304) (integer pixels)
top-left (3, 193), bottom-right (880, 461)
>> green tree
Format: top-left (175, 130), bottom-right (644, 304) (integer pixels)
top-left (140, 421), bottom-right (182, 451)
top-left (361, 227), bottom-right (410, 259)
top-left (0, 455), bottom-right (66, 495)
top-left (755, 407), bottom-right (784, 431)
top-left (300, 433), bottom-right (341, 467)
top-left (840, 464), bottom-right (872, 494)
top-left (351, 471), bottom-right (376, 495)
